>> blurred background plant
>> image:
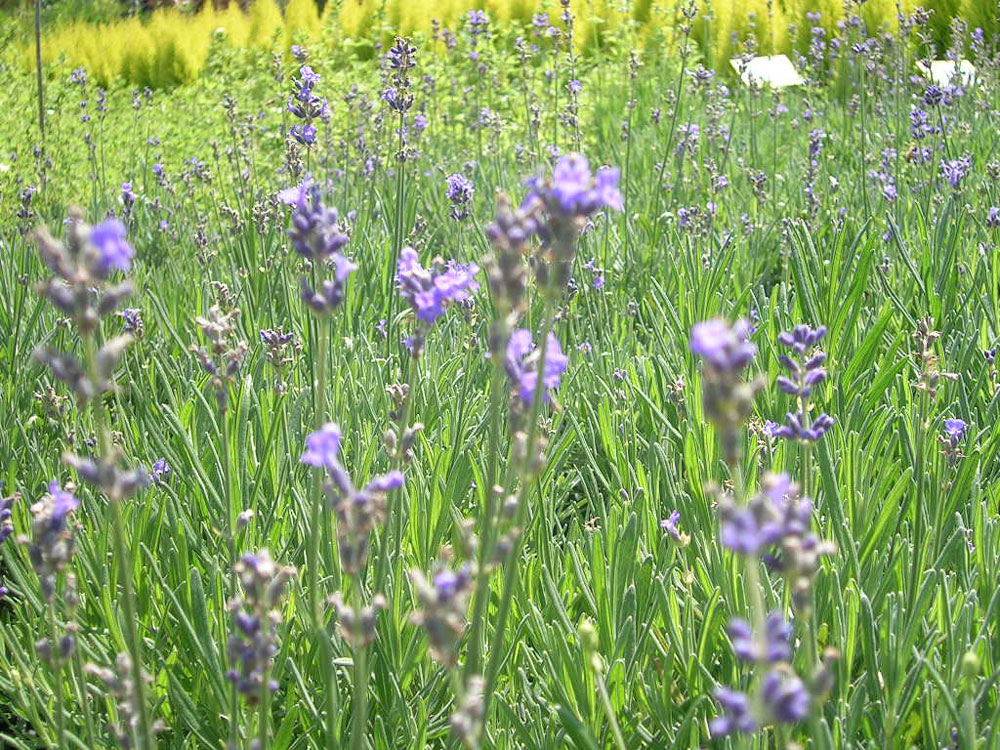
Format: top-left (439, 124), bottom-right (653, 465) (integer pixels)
top-left (1, 0), bottom-right (997, 87)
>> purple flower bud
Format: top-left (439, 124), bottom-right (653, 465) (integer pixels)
top-left (300, 423), bottom-right (343, 471)
top-left (90, 220), bottom-right (134, 274)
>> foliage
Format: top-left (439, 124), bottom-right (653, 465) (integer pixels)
top-left (0, 4), bottom-right (999, 750)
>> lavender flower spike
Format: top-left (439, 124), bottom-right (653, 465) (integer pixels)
top-left (396, 246), bottom-right (479, 326)
top-left (709, 687), bottom-right (757, 736)
top-left (773, 323), bottom-right (834, 443)
top-left (300, 423), bottom-right (343, 471)
top-left (505, 329), bottom-right (569, 404)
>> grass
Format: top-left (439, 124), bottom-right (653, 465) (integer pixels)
top-left (0, 4), bottom-right (999, 749)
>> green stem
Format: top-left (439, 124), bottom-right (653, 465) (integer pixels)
top-left (482, 294), bottom-right (557, 734)
top-left (71, 646), bottom-right (97, 748)
top-left (306, 308), bottom-right (338, 749)
top-left (910, 389), bottom-right (929, 603)
top-left (83, 333), bottom-right (154, 750)
top-left (308, 314), bottom-right (330, 626)
top-left (595, 670), bottom-right (627, 750)
top-left (464, 350), bottom-right (506, 681)
top-left (350, 575), bottom-right (371, 750)
top-left (46, 599), bottom-right (66, 750)
top-left (221, 407), bottom-right (240, 749)
top-left (258, 662), bottom-right (270, 750)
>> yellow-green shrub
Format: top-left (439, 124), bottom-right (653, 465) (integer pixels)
top-left (23, 0), bottom-right (986, 87)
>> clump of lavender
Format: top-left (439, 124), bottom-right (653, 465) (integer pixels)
top-left (805, 129), bottom-right (824, 216)
top-left (939, 155), bottom-right (971, 191)
top-left (30, 213), bottom-right (155, 748)
top-left (226, 550), bottom-right (295, 711)
top-left (32, 215), bottom-right (135, 397)
top-left (278, 182), bottom-right (356, 316)
top-left (0, 492), bottom-right (13, 547)
top-left (395, 246), bottom-right (479, 356)
top-left (715, 473), bottom-right (837, 613)
top-left (692, 319), bottom-right (838, 740)
top-left (385, 37), bottom-right (418, 115)
top-left (708, 473), bottom-right (838, 737)
top-left (23, 481), bottom-right (78, 620)
top-left (913, 318), bottom-right (957, 399)
top-left (410, 557), bottom-right (480, 747)
top-left (446, 173), bottom-right (474, 221)
top-left (458, 156), bottom-right (621, 743)
top-left (710, 610), bottom-right (812, 736)
top-left (287, 65), bottom-right (329, 147)
top-left (450, 675), bottom-right (485, 749)
top-left (690, 318), bottom-right (761, 465)
top-left (773, 324), bottom-right (835, 443)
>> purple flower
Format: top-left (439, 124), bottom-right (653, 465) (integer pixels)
top-left (690, 319), bottom-right (756, 373)
top-left (364, 471), bottom-right (404, 494)
top-left (988, 207), bottom-right (1000, 228)
top-left (923, 84), bottom-right (944, 107)
top-left (300, 423), bottom-right (343, 471)
top-left (720, 505), bottom-right (761, 555)
top-left (944, 418), bottom-right (967, 440)
top-left (761, 669), bottom-right (811, 723)
top-left (660, 510), bottom-right (689, 545)
top-left (505, 329), bottom-right (569, 404)
top-left (525, 154), bottom-right (623, 220)
top-left (0, 494), bottom-right (15, 545)
top-left (118, 307), bottom-right (143, 335)
top-left (773, 324), bottom-right (833, 442)
top-left (151, 458), bottom-right (172, 485)
top-left (446, 173), bottom-right (474, 220)
top-left (940, 157), bottom-right (971, 190)
top-left (396, 247), bottom-right (479, 327)
top-left (432, 565), bottom-right (472, 602)
top-left (728, 612), bottom-right (792, 664)
top-left (48, 481), bottom-right (80, 526)
top-left (90, 219), bottom-right (135, 273)
top-left (709, 687), bottom-right (757, 736)
top-left (290, 124), bottom-right (317, 145)
top-left (120, 182), bottom-right (136, 207)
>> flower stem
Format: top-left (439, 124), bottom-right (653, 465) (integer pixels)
top-left (595, 670), bottom-right (627, 750)
top-left (307, 309), bottom-right (339, 748)
top-left (46, 599), bottom-right (66, 750)
top-left (258, 662), bottom-right (270, 750)
top-left (83, 332), bottom-right (154, 750)
top-left (221, 407), bottom-right (240, 749)
top-left (350, 574), bottom-right (371, 750)
top-left (464, 351), bottom-right (506, 681)
top-left (481, 295), bottom-right (557, 729)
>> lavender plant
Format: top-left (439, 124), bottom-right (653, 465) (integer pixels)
top-left (0, 10), bottom-right (998, 750)
top-left (29, 212), bottom-right (155, 749)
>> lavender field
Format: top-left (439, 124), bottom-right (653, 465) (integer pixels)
top-left (0, 2), bottom-right (999, 749)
